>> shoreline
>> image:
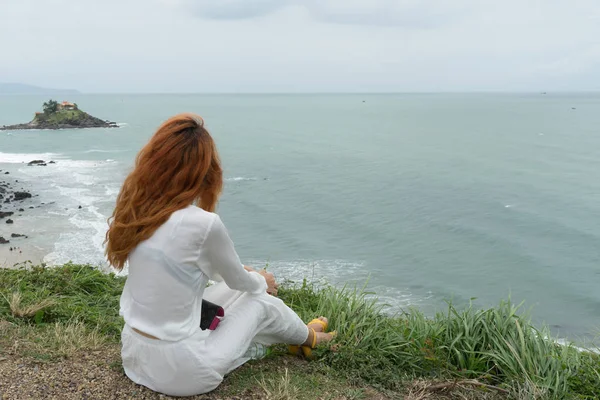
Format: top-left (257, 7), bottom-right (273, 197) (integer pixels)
top-left (0, 163), bottom-right (52, 268)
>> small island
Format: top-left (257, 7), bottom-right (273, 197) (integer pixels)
top-left (0, 100), bottom-right (118, 130)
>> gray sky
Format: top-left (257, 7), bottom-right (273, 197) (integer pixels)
top-left (1, 0), bottom-right (599, 93)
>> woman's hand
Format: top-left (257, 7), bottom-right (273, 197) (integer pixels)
top-left (257, 269), bottom-right (278, 296)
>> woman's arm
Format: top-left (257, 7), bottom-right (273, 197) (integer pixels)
top-left (244, 265), bottom-right (278, 295)
top-left (199, 215), bottom-right (267, 294)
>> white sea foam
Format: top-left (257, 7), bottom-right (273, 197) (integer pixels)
top-left (44, 205), bottom-right (110, 267)
top-left (552, 338), bottom-right (599, 354)
top-left (104, 184), bottom-right (120, 197)
top-left (226, 177), bottom-right (257, 182)
top-left (245, 258), bottom-right (424, 311)
top-left (2, 153), bottom-right (122, 267)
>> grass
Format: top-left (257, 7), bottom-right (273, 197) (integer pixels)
top-left (0, 262), bottom-right (123, 339)
top-left (1, 263), bottom-right (599, 399)
top-left (35, 109), bottom-right (89, 125)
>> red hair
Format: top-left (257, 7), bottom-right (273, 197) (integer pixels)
top-left (105, 113), bottom-right (223, 270)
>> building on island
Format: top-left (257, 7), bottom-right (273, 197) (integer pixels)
top-left (58, 101), bottom-right (77, 110)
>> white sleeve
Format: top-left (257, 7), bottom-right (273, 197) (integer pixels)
top-left (199, 215), bottom-right (267, 295)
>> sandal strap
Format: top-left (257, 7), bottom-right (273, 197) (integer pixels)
top-left (307, 318), bottom-right (328, 332)
top-left (309, 328), bottom-right (317, 348)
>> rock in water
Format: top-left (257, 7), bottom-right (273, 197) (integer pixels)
top-left (14, 191), bottom-right (32, 201)
top-left (0, 211), bottom-right (14, 218)
top-left (28, 160), bottom-right (47, 166)
top-left (0, 236), bottom-right (9, 244)
top-left (6, 218), bottom-right (14, 224)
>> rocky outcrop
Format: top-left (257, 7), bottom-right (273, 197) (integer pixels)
top-left (0, 177), bottom-right (34, 239)
top-left (1, 118), bottom-right (118, 130)
top-left (0, 104), bottom-right (118, 130)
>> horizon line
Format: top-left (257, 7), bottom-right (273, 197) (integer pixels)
top-left (3, 90), bottom-right (600, 95)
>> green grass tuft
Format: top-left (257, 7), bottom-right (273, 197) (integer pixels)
top-left (278, 278), bottom-right (600, 398)
top-left (0, 262), bottom-right (124, 340)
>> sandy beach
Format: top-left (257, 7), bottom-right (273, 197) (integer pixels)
top-left (0, 241), bottom-right (48, 268)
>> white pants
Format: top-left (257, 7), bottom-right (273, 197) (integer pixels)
top-left (121, 282), bottom-right (309, 397)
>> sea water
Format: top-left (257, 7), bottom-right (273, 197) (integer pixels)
top-left (1, 93), bottom-right (599, 342)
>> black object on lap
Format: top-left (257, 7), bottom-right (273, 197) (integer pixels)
top-left (200, 299), bottom-right (224, 330)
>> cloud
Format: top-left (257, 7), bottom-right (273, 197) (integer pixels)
top-left (1, 0), bottom-right (599, 92)
top-left (304, 0), bottom-right (474, 28)
top-left (167, 0), bottom-right (290, 20)
top-left (170, 0), bottom-right (474, 27)
top-left (533, 45), bottom-right (600, 77)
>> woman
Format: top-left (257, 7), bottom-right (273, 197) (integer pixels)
top-left (105, 113), bottom-right (334, 397)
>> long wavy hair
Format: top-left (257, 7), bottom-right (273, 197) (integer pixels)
top-left (105, 113), bottom-right (223, 270)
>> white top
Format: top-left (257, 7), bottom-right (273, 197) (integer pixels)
top-left (119, 205), bottom-right (267, 341)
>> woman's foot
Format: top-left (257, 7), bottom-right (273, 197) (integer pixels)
top-left (303, 316), bottom-right (334, 347)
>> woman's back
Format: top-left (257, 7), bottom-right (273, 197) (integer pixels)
top-left (120, 205), bottom-right (215, 341)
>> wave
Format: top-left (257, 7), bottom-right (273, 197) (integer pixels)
top-left (82, 149), bottom-right (129, 154)
top-left (17, 159), bottom-right (118, 187)
top-left (0, 152), bottom-right (63, 164)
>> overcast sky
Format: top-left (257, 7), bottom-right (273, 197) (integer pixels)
top-left (1, 0), bottom-right (599, 93)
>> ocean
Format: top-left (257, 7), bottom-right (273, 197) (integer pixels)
top-left (1, 93), bottom-right (599, 342)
